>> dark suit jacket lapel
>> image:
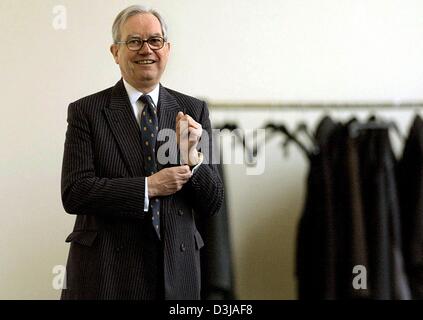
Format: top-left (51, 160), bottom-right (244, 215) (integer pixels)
top-left (104, 79), bottom-right (145, 176)
top-left (157, 85), bottom-right (184, 169)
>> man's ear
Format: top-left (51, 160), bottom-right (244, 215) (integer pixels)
top-left (110, 44), bottom-right (119, 64)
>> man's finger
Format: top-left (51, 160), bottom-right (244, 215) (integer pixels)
top-left (176, 165), bottom-right (191, 173)
top-left (179, 126), bottom-right (190, 138)
top-left (176, 112), bottom-right (185, 123)
top-left (177, 114), bottom-right (200, 129)
top-left (179, 172), bottom-right (192, 181)
top-left (188, 126), bottom-right (202, 135)
top-left (185, 115), bottom-right (200, 128)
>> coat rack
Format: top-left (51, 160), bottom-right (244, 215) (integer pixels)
top-left (212, 102), bottom-right (423, 166)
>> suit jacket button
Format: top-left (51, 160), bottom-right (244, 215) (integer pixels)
top-left (180, 243), bottom-right (186, 252)
top-left (178, 209), bottom-right (184, 216)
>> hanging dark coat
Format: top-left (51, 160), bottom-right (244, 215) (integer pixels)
top-left (296, 116), bottom-right (340, 299)
top-left (358, 126), bottom-right (410, 299)
top-left (397, 115), bottom-right (423, 299)
top-left (197, 160), bottom-right (235, 300)
top-left (296, 116), bottom-right (411, 300)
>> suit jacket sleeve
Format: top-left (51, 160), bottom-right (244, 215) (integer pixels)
top-left (61, 102), bottom-right (147, 219)
top-left (187, 101), bottom-right (224, 216)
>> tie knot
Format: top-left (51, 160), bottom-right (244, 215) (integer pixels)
top-left (139, 94), bottom-right (154, 107)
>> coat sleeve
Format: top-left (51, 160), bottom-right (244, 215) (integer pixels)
top-left (187, 101), bottom-right (224, 216)
top-left (61, 102), bottom-right (147, 219)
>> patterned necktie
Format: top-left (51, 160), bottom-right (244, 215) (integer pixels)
top-left (139, 94), bottom-right (161, 240)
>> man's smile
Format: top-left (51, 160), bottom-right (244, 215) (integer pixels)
top-left (134, 59), bottom-right (155, 65)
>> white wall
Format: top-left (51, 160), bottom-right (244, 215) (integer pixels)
top-left (0, 0), bottom-right (422, 299)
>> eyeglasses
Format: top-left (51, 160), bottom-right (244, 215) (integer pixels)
top-left (115, 36), bottom-right (166, 51)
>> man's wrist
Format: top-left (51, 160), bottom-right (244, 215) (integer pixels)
top-left (188, 151), bottom-right (203, 167)
top-left (189, 152), bottom-right (204, 175)
top-left (147, 176), bottom-right (157, 198)
top-left (180, 149), bottom-right (202, 166)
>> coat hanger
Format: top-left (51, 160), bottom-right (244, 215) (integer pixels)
top-left (216, 122), bottom-right (257, 166)
top-left (348, 115), bottom-right (404, 142)
top-left (293, 122), bottom-right (320, 155)
top-left (264, 122), bottom-right (312, 159)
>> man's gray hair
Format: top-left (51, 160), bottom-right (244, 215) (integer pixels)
top-left (112, 5), bottom-right (168, 43)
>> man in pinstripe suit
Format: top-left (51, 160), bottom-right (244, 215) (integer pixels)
top-left (60, 5), bottom-right (224, 300)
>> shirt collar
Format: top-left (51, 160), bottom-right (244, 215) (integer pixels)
top-left (122, 78), bottom-right (160, 107)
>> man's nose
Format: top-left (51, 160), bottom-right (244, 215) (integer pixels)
top-left (138, 41), bottom-right (152, 55)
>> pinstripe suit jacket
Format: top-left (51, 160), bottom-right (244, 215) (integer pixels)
top-left (60, 79), bottom-right (224, 300)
